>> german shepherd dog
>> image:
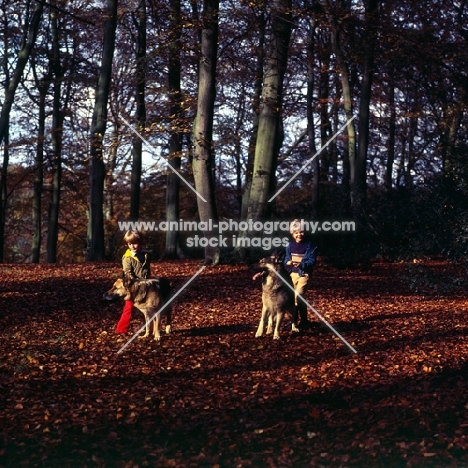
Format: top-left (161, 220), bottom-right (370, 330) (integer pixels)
top-left (254, 251), bottom-right (299, 340)
top-left (103, 276), bottom-right (172, 341)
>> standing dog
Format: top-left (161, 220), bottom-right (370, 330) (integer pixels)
top-left (103, 276), bottom-right (172, 341)
top-left (254, 251), bottom-right (299, 340)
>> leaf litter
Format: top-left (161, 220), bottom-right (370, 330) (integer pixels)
top-left (1, 260), bottom-right (468, 467)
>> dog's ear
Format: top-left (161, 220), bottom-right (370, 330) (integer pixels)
top-left (123, 274), bottom-right (134, 288)
top-left (272, 249), bottom-right (286, 263)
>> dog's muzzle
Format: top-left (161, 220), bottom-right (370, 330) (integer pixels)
top-left (102, 292), bottom-right (119, 301)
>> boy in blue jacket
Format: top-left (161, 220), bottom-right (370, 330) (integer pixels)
top-left (284, 219), bottom-right (317, 330)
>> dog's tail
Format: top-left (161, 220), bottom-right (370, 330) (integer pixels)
top-left (158, 277), bottom-right (172, 305)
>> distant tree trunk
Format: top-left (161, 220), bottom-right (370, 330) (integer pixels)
top-left (104, 125), bottom-right (119, 257)
top-left (129, 0), bottom-right (146, 222)
top-left (385, 71), bottom-right (396, 190)
top-left (0, 1), bottom-right (43, 262)
top-left (240, 9), bottom-right (265, 221)
top-left (246, 0), bottom-right (292, 223)
top-left (232, 87), bottom-right (248, 215)
top-left (165, 152), bottom-right (183, 258)
top-left (47, 5), bottom-right (64, 263)
top-left (330, 85), bottom-right (340, 184)
top-left (29, 42), bottom-right (53, 264)
top-left (0, 120), bottom-right (9, 263)
top-left (318, 40), bottom-right (332, 185)
top-left (404, 109), bottom-right (418, 188)
top-left (87, 0), bottom-right (118, 261)
top-left (306, 22), bottom-right (319, 218)
top-left (441, 105), bottom-right (463, 179)
top-left (191, 0), bottom-right (220, 265)
top-left (104, 127), bottom-right (119, 222)
top-left (0, 1), bottom-right (44, 147)
top-left (352, 0), bottom-right (378, 215)
top-left (164, 0), bottom-right (184, 259)
top-left (31, 81), bottom-right (48, 263)
top-left (329, 16), bottom-right (356, 203)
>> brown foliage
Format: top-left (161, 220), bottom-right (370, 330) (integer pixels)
top-left (1, 260), bottom-right (468, 467)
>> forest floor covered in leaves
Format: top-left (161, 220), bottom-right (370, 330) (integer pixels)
top-left (2, 259), bottom-right (468, 467)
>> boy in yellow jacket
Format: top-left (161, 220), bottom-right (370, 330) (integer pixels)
top-left (116, 230), bottom-right (151, 333)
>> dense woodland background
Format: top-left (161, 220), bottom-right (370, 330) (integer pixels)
top-left (1, 0), bottom-right (468, 264)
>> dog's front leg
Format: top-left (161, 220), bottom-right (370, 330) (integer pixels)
top-left (138, 311), bottom-right (150, 338)
top-left (255, 306), bottom-right (268, 337)
top-left (255, 319), bottom-right (264, 337)
top-left (273, 312), bottom-right (284, 340)
top-left (266, 315), bottom-right (274, 335)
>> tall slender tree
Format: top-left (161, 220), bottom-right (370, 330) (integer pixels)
top-left (0, 0), bottom-right (44, 147)
top-left (191, 0), bottom-right (220, 264)
top-left (164, 0), bottom-right (184, 258)
top-left (129, 0), bottom-right (147, 222)
top-left (306, 19), bottom-right (320, 217)
top-left (0, 0), bottom-right (44, 262)
top-left (246, 0), bottom-right (292, 223)
top-left (47, 3), bottom-right (65, 263)
top-left (322, 0), bottom-right (356, 200)
top-left (30, 61), bottom-right (50, 263)
top-left (87, 0), bottom-right (118, 261)
top-left (352, 0), bottom-right (379, 215)
top-left (385, 67), bottom-right (396, 190)
top-left (240, 7), bottom-right (265, 221)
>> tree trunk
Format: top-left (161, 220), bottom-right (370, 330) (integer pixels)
top-left (246, 0), bottom-right (292, 224)
top-left (103, 126), bottom-right (119, 256)
top-left (164, 0), bottom-right (184, 259)
top-left (318, 40), bottom-right (332, 185)
top-left (47, 5), bottom-right (64, 263)
top-left (0, 1), bottom-right (44, 147)
top-left (29, 43), bottom-right (52, 263)
top-left (352, 0), bottom-right (378, 215)
top-left (306, 22), bottom-right (319, 217)
top-left (87, 0), bottom-right (118, 261)
top-left (240, 9), bottom-right (265, 221)
top-left (129, 0), bottom-right (147, 222)
top-left (191, 0), bottom-right (220, 264)
top-left (0, 1), bottom-right (43, 262)
top-left (31, 83), bottom-right (48, 263)
top-left (385, 73), bottom-right (396, 190)
top-left (405, 110), bottom-right (418, 188)
top-left (441, 106), bottom-right (463, 179)
top-left (0, 120), bottom-right (9, 263)
top-left (232, 89), bottom-right (247, 216)
top-left (329, 19), bottom-right (356, 202)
